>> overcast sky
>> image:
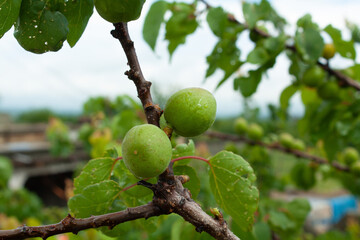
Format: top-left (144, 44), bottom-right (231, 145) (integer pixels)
top-left (0, 0), bottom-right (359, 117)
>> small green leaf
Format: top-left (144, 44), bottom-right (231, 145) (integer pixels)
top-left (209, 151), bottom-right (259, 231)
top-left (0, 0), bottom-right (22, 38)
top-left (268, 198), bottom-right (311, 239)
top-left (247, 47), bottom-right (270, 65)
top-left (206, 7), bottom-right (228, 38)
top-left (74, 157), bottom-right (115, 194)
top-left (235, 69), bottom-right (263, 97)
top-left (296, 14), bottom-right (319, 30)
top-left (269, 210), bottom-right (296, 230)
top-left (253, 221), bottom-right (271, 240)
top-left (113, 160), bottom-right (153, 198)
top-left (68, 180), bottom-right (121, 218)
top-left (143, 0), bottom-right (168, 50)
top-left (59, 0), bottom-right (94, 47)
top-left (242, 0), bottom-right (285, 30)
top-left (295, 28), bottom-right (324, 62)
top-left (172, 140), bottom-right (195, 165)
top-left (324, 24), bottom-right (356, 60)
top-left (280, 85), bottom-right (298, 110)
top-left (173, 165), bottom-right (200, 199)
top-left (14, 0), bottom-right (69, 53)
top-left (206, 39), bottom-right (243, 88)
top-left (165, 2), bottom-right (198, 57)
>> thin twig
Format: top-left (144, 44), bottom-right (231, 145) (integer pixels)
top-left (111, 22), bottom-right (162, 126)
top-left (205, 131), bottom-right (350, 172)
top-left (0, 203), bottom-right (162, 240)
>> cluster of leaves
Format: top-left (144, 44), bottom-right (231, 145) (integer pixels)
top-left (69, 130), bottom-right (261, 238)
top-left (78, 95), bottom-right (145, 158)
top-left (46, 117), bottom-right (74, 157)
top-left (0, 0), bottom-right (94, 53)
top-left (143, 0), bottom-right (360, 169)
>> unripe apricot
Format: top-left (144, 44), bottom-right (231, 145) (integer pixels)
top-left (302, 66), bottom-right (325, 87)
top-left (322, 43), bottom-right (336, 60)
top-left (279, 133), bottom-right (294, 149)
top-left (343, 147), bottom-right (359, 166)
top-left (234, 117), bottom-right (248, 135)
top-left (94, 0), bottom-right (145, 23)
top-left (122, 124), bottom-right (172, 179)
top-left (247, 123), bottom-right (263, 140)
top-left (164, 88), bottom-right (217, 137)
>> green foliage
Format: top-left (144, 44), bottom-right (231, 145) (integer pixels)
top-left (290, 162), bottom-right (316, 190)
top-left (0, 0), bottom-right (22, 38)
top-left (324, 24), bottom-right (356, 60)
top-left (143, 0), bottom-right (169, 50)
top-left (209, 151), bottom-right (259, 231)
top-left (16, 108), bottom-right (55, 123)
top-left (0, 188), bottom-right (43, 221)
top-left (2, 0), bottom-right (93, 53)
top-left (0, 156), bottom-right (13, 188)
top-left (46, 117), bottom-right (74, 157)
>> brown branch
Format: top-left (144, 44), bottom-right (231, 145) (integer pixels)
top-left (205, 131), bottom-right (350, 172)
top-left (0, 173), bottom-right (240, 240)
top-left (199, 0), bottom-right (360, 91)
top-left (0, 203), bottom-right (163, 240)
top-left (111, 22), bottom-right (162, 126)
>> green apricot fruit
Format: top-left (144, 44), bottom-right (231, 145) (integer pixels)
top-left (351, 161), bottom-right (360, 176)
top-left (302, 66), bottom-right (325, 87)
top-left (164, 88), bottom-right (217, 137)
top-left (343, 147), bottom-right (359, 166)
top-left (322, 43), bottom-right (336, 60)
top-left (122, 124), bottom-right (172, 179)
top-left (247, 123), bottom-right (263, 140)
top-left (279, 133), bottom-right (294, 149)
top-left (234, 117), bottom-right (248, 135)
top-left (292, 139), bottom-right (305, 151)
top-left (317, 80), bottom-right (339, 100)
top-left (94, 0), bottom-right (146, 23)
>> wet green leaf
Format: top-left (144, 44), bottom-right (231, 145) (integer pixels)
top-left (14, 0), bottom-right (69, 53)
top-left (74, 157), bottom-right (115, 194)
top-left (143, 0), bottom-right (168, 50)
top-left (173, 165), bottom-right (200, 199)
top-left (0, 0), bottom-right (22, 38)
top-left (68, 180), bottom-right (121, 218)
top-left (209, 151), bottom-right (259, 231)
top-left (59, 0), bottom-right (94, 47)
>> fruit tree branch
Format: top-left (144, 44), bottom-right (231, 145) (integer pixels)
top-left (199, 0), bottom-right (360, 91)
top-left (111, 22), bottom-right (162, 126)
top-left (0, 203), bottom-right (163, 240)
top-left (0, 173), bottom-right (240, 240)
top-left (205, 131), bottom-right (350, 172)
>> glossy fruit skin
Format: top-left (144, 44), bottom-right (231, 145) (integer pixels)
top-left (234, 117), bottom-right (248, 135)
top-left (122, 124), bottom-right (172, 179)
top-left (164, 88), bottom-right (217, 137)
top-left (94, 0), bottom-right (146, 23)
top-left (247, 123), bottom-right (263, 140)
top-left (302, 66), bottom-right (325, 87)
top-left (343, 147), bottom-right (359, 166)
top-left (322, 43), bottom-right (336, 59)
